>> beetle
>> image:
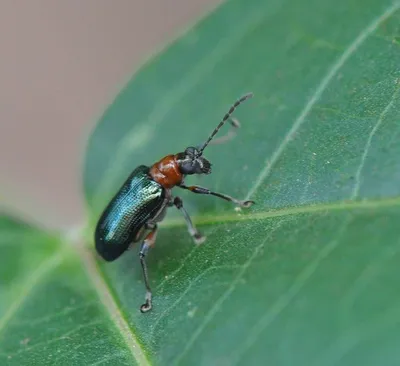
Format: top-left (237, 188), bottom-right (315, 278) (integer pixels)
top-left (95, 93), bottom-right (254, 313)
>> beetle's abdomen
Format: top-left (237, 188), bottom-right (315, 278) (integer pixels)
top-left (95, 165), bottom-right (165, 261)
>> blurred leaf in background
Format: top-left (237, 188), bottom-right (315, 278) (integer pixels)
top-left (2, 0), bottom-right (400, 365)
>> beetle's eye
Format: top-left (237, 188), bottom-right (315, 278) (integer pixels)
top-left (184, 146), bottom-right (199, 157)
top-left (199, 157), bottom-right (211, 174)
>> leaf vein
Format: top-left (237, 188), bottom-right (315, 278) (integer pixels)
top-left (7, 319), bottom-right (104, 357)
top-left (160, 195), bottom-right (400, 229)
top-left (0, 251), bottom-right (63, 337)
top-left (231, 217), bottom-right (352, 364)
top-left (351, 83), bottom-right (400, 199)
top-left (245, 1), bottom-right (400, 200)
top-left (154, 225), bottom-right (221, 292)
top-left (172, 218), bottom-right (289, 365)
top-left (13, 300), bottom-right (98, 327)
top-left (149, 263), bottom-right (242, 341)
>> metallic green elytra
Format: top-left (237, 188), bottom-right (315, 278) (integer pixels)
top-left (95, 165), bottom-right (165, 261)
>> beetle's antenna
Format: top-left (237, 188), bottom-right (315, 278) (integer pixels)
top-left (207, 117), bottom-right (240, 146)
top-left (197, 92), bottom-right (253, 156)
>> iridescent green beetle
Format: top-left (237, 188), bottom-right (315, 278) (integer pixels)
top-left (95, 93), bottom-right (254, 313)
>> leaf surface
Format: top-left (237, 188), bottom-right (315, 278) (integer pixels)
top-left (0, 217), bottom-right (149, 366)
top-left (85, 0), bottom-right (400, 364)
top-left (3, 0), bottom-right (400, 365)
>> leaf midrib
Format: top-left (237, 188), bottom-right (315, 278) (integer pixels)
top-left (159, 195), bottom-right (400, 229)
top-left (76, 244), bottom-right (152, 366)
top-left (2, 195), bottom-right (397, 365)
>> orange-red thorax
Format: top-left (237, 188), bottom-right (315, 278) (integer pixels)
top-left (149, 155), bottom-right (183, 189)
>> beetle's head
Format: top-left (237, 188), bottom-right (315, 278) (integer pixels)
top-left (176, 146), bottom-right (211, 175)
top-left (175, 93), bottom-right (253, 177)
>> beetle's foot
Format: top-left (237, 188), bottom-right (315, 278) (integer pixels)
top-left (238, 200), bottom-right (255, 208)
top-left (194, 233), bottom-right (206, 245)
top-left (140, 292), bottom-right (152, 313)
top-left (140, 301), bottom-right (152, 313)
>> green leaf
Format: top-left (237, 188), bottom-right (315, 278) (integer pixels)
top-left (83, 0), bottom-right (400, 364)
top-left (84, 0), bottom-right (400, 364)
top-left (0, 216), bottom-right (150, 365)
top-left (3, 0), bottom-right (400, 365)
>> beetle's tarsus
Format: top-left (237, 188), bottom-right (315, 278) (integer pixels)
top-left (140, 291), bottom-right (152, 313)
top-left (239, 200), bottom-right (255, 208)
top-left (140, 303), bottom-right (150, 312)
top-left (194, 233), bottom-right (206, 245)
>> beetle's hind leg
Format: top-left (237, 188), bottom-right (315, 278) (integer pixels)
top-left (172, 197), bottom-right (206, 245)
top-left (139, 224), bottom-right (158, 313)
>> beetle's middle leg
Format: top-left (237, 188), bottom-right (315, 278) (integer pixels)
top-left (139, 224), bottom-right (158, 313)
top-left (172, 196), bottom-right (206, 245)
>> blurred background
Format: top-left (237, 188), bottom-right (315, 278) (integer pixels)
top-left (0, 0), bottom-right (219, 231)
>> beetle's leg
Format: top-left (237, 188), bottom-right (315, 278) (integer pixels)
top-left (179, 184), bottom-right (254, 208)
top-left (139, 225), bottom-right (158, 313)
top-left (173, 197), bottom-right (206, 244)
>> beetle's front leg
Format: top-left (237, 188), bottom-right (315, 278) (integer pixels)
top-left (172, 197), bottom-right (206, 245)
top-left (139, 224), bottom-right (158, 313)
top-left (179, 184), bottom-right (254, 207)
